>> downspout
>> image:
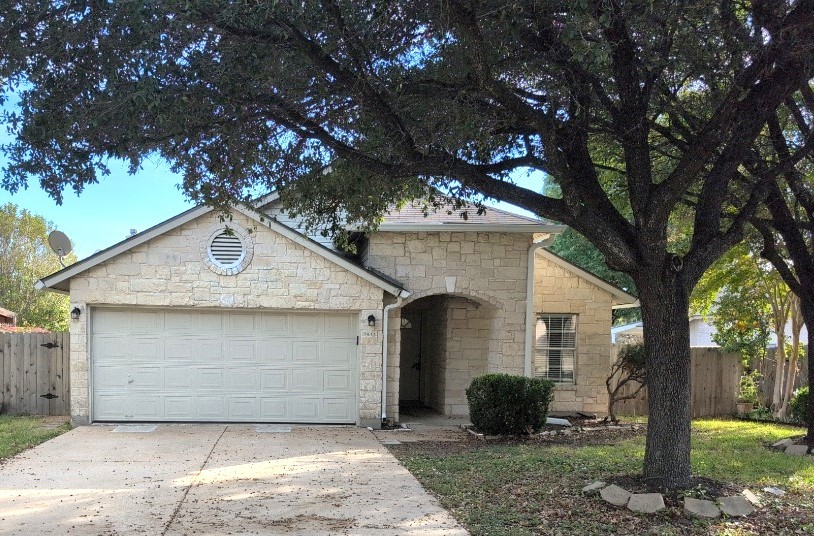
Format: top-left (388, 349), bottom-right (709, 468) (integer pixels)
top-left (525, 236), bottom-right (557, 376)
top-left (382, 290), bottom-right (409, 423)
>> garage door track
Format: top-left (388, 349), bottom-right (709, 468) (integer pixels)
top-left (0, 425), bottom-right (467, 535)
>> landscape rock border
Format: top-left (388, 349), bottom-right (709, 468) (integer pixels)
top-left (464, 422), bottom-right (644, 441)
top-left (584, 481), bottom-right (758, 519)
top-left (770, 437), bottom-right (814, 456)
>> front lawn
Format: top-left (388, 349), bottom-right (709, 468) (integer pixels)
top-left (0, 415), bottom-right (70, 461)
top-left (390, 419), bottom-right (814, 535)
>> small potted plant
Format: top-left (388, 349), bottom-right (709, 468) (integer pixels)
top-left (737, 371), bottom-right (760, 415)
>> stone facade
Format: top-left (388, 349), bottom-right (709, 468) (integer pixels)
top-left (67, 211), bottom-right (385, 425)
top-left (365, 231), bottom-right (532, 421)
top-left (533, 251), bottom-right (614, 415)
top-left (62, 208), bottom-right (621, 426)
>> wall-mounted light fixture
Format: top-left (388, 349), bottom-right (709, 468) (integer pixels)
top-left (70, 307), bottom-right (81, 320)
top-left (367, 314), bottom-right (376, 327)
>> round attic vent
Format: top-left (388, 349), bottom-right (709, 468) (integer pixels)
top-left (203, 225), bottom-right (253, 275)
top-left (209, 231), bottom-right (244, 267)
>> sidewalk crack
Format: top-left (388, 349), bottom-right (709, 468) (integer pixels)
top-left (161, 426), bottom-right (228, 535)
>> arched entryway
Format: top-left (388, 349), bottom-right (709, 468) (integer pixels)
top-left (396, 293), bottom-right (499, 418)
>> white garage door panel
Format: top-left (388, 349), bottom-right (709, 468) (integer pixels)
top-left (92, 309), bottom-right (358, 423)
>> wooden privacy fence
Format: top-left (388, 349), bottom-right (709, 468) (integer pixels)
top-left (0, 332), bottom-right (70, 416)
top-left (754, 347), bottom-right (808, 405)
top-left (612, 346), bottom-right (742, 418)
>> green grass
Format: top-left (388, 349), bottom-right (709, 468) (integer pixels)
top-left (0, 415), bottom-right (71, 461)
top-left (392, 419), bottom-right (814, 535)
top-left (691, 419), bottom-right (814, 489)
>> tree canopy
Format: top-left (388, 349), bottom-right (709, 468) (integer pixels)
top-left (2, 0), bottom-right (813, 489)
top-left (0, 203), bottom-right (73, 331)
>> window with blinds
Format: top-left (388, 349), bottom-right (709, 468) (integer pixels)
top-left (534, 314), bottom-right (577, 383)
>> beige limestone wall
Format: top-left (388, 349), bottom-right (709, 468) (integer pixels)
top-left (533, 251), bottom-right (614, 415)
top-left (68, 211), bottom-right (385, 425)
top-left (370, 231), bottom-right (531, 418)
top-left (440, 297), bottom-right (491, 415)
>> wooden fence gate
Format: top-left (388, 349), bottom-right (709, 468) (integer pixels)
top-left (0, 332), bottom-right (70, 416)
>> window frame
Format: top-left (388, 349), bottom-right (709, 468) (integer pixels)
top-left (533, 313), bottom-right (578, 384)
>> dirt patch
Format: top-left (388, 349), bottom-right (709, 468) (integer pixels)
top-left (373, 423), bottom-right (468, 443)
top-left (387, 422), bottom-right (647, 455)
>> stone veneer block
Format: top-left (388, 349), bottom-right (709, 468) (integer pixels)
top-left (627, 493), bottom-right (665, 514)
top-left (582, 481), bottom-right (606, 495)
top-left (785, 444), bottom-right (811, 456)
top-left (717, 496), bottom-right (755, 517)
top-left (684, 498), bottom-right (720, 519)
top-left (600, 484), bottom-right (631, 507)
top-left (741, 489), bottom-right (761, 506)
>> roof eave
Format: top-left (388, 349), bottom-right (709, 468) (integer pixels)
top-left (232, 205), bottom-right (409, 297)
top-left (369, 223), bottom-right (566, 233)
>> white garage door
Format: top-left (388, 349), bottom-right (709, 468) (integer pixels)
top-left (91, 308), bottom-right (358, 423)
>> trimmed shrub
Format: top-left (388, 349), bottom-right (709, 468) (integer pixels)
top-left (466, 373), bottom-right (554, 435)
top-left (789, 386), bottom-right (809, 425)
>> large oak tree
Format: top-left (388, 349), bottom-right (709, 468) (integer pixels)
top-left (749, 85), bottom-right (814, 438)
top-left (2, 1), bottom-right (814, 488)
top-left (0, 203), bottom-right (73, 331)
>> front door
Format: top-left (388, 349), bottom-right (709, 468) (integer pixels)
top-left (399, 312), bottom-right (422, 403)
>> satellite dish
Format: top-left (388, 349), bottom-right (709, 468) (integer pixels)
top-left (48, 231), bottom-right (73, 268)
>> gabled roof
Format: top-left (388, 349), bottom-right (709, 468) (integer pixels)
top-left (36, 203), bottom-right (410, 298)
top-left (536, 249), bottom-right (639, 308)
top-left (257, 192), bottom-right (565, 234)
top-left (376, 200), bottom-right (564, 233)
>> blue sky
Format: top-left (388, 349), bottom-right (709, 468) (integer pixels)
top-left (2, 160), bottom-right (193, 259)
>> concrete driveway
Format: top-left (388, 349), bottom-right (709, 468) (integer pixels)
top-left (0, 425), bottom-right (467, 535)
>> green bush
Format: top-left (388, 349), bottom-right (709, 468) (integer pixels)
top-left (789, 386), bottom-right (809, 425)
top-left (737, 371), bottom-right (761, 405)
top-left (466, 373), bottom-right (554, 435)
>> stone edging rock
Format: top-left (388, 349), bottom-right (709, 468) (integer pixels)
top-left (463, 423), bottom-right (644, 441)
top-left (771, 437), bottom-right (813, 456)
top-left (583, 481), bottom-right (758, 518)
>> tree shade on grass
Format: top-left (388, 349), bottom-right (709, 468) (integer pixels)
top-left (392, 419), bottom-right (814, 535)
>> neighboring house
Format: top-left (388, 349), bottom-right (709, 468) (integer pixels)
top-left (612, 315), bottom-right (810, 348)
top-left (0, 306), bottom-right (50, 333)
top-left (0, 306), bottom-right (17, 327)
top-left (36, 195), bottom-right (637, 427)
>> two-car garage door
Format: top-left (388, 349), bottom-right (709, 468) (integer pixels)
top-left (91, 308), bottom-right (358, 423)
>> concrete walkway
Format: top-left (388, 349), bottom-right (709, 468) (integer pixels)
top-left (0, 425), bottom-right (468, 535)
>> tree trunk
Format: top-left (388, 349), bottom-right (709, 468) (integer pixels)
top-left (637, 277), bottom-right (692, 490)
top-left (779, 298), bottom-right (804, 418)
top-left (778, 327), bottom-right (800, 419)
top-left (801, 302), bottom-right (814, 442)
top-left (772, 322), bottom-right (787, 413)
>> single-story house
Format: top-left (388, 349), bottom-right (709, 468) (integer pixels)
top-left (37, 194), bottom-right (637, 427)
top-left (612, 315), bottom-right (810, 348)
top-left (0, 306), bottom-right (17, 327)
